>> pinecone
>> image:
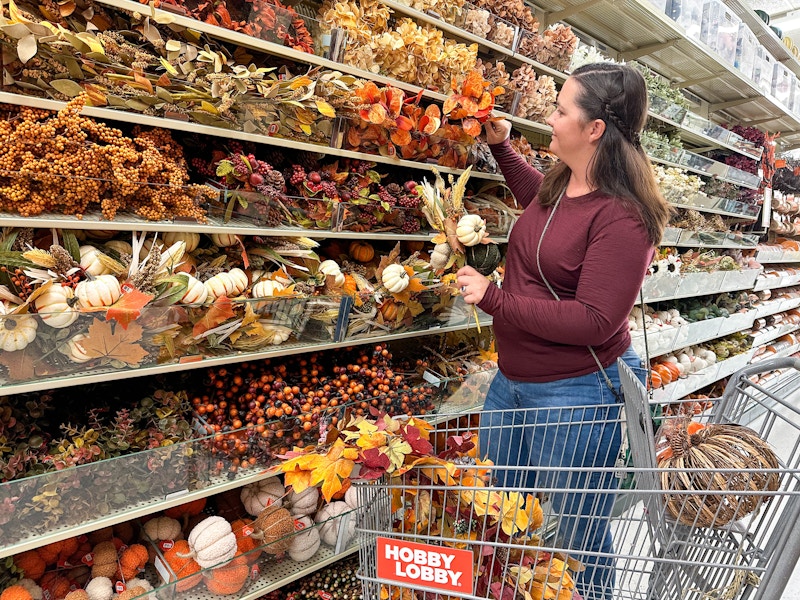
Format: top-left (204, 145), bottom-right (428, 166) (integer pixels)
top-left (266, 169), bottom-right (286, 190)
top-left (12, 228), bottom-right (33, 251)
top-left (385, 183), bottom-right (403, 198)
top-left (293, 281), bottom-right (316, 295)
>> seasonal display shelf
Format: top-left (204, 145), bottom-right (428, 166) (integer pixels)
top-left (650, 347), bottom-right (758, 403)
top-left (379, 0), bottom-right (567, 82)
top-left (641, 268), bottom-right (762, 303)
top-left (647, 107), bottom-right (764, 161)
top-left (550, 0), bottom-right (800, 148)
top-left (755, 250), bottom-right (800, 263)
top-left (0, 311), bottom-right (493, 397)
top-left (669, 230), bottom-right (760, 248)
top-left (750, 322), bottom-right (800, 349)
top-left (755, 296), bottom-right (800, 319)
top-left (753, 341), bottom-right (800, 362)
top-left (422, 366), bottom-right (497, 417)
top-left (631, 310), bottom-right (758, 359)
top-left (647, 152), bottom-right (761, 191)
top-left (671, 201), bottom-right (760, 221)
top-left (0, 92), bottom-right (504, 183)
top-left (753, 272), bottom-right (800, 292)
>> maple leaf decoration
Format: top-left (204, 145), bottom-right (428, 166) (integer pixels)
top-left (359, 448), bottom-right (391, 480)
top-left (192, 295), bottom-right (236, 338)
top-left (0, 347), bottom-right (38, 381)
top-left (80, 318), bottom-right (149, 367)
top-left (106, 287), bottom-right (154, 330)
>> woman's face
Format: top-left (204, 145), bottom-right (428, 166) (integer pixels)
top-left (545, 77), bottom-right (593, 160)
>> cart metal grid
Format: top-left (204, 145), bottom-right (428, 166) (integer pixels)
top-left (353, 357), bottom-right (800, 600)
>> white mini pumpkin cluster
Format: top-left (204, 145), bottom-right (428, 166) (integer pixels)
top-left (628, 306), bottom-right (687, 332)
top-left (662, 346), bottom-right (717, 376)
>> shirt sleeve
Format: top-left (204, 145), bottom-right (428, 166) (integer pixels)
top-left (489, 140), bottom-right (544, 209)
top-left (478, 216), bottom-right (655, 345)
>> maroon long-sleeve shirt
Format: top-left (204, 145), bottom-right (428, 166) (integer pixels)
top-left (478, 140), bottom-right (655, 382)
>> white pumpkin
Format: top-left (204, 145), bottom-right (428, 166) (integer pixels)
top-left (164, 232), bottom-right (200, 252)
top-left (315, 501), bottom-right (355, 547)
top-left (79, 245), bottom-right (113, 276)
top-left (186, 516), bottom-right (237, 569)
top-left (343, 486), bottom-right (360, 511)
top-left (85, 577), bottom-right (113, 600)
top-left (179, 274), bottom-right (209, 305)
top-left (285, 486), bottom-right (319, 517)
top-left (210, 233), bottom-right (238, 247)
top-left (204, 268), bottom-right (248, 300)
top-left (287, 516), bottom-right (321, 562)
top-left (318, 260), bottom-right (345, 287)
top-left (381, 264), bottom-right (410, 294)
top-left (85, 230), bottom-right (117, 241)
top-left (0, 313), bottom-right (38, 351)
top-left (240, 478), bottom-right (285, 516)
top-left (75, 275), bottom-right (122, 309)
top-left (455, 214), bottom-right (487, 247)
top-left (64, 333), bottom-right (92, 363)
top-left (143, 516), bottom-right (182, 542)
top-left (252, 280), bottom-right (286, 298)
top-left (104, 240), bottom-right (133, 257)
top-left (429, 242), bottom-right (452, 271)
top-left (260, 323), bottom-right (293, 345)
top-left (34, 285), bottom-right (79, 329)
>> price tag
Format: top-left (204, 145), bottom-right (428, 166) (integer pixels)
top-left (57, 559), bottom-right (75, 568)
top-left (318, 591), bottom-right (333, 600)
top-left (81, 552), bottom-right (95, 566)
top-left (293, 519), bottom-right (305, 531)
top-left (242, 525), bottom-right (254, 537)
top-left (159, 540), bottom-right (175, 551)
top-left (250, 564), bottom-right (260, 581)
top-left (121, 281), bottom-right (136, 294)
top-left (118, 544), bottom-right (128, 555)
top-left (267, 123), bottom-right (279, 135)
top-left (115, 582), bottom-right (126, 593)
top-left (43, 590), bottom-right (52, 600)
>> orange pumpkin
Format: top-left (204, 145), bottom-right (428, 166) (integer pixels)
top-left (0, 585), bottom-right (33, 600)
top-left (117, 543), bottom-right (149, 580)
top-left (39, 572), bottom-right (72, 599)
top-left (342, 274), bottom-right (358, 297)
top-left (652, 363), bottom-right (673, 386)
top-left (230, 519), bottom-right (261, 561)
top-left (379, 299), bottom-right (399, 322)
top-left (349, 241), bottom-right (375, 263)
top-left (204, 554), bottom-right (250, 596)
top-left (14, 550), bottom-right (47, 581)
top-left (163, 540), bottom-right (202, 592)
top-left (649, 370), bottom-right (662, 389)
top-left (662, 361), bottom-right (681, 381)
top-left (36, 541), bottom-right (64, 565)
top-left (164, 498), bottom-right (207, 519)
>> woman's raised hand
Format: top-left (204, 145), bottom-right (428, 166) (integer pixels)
top-left (484, 119), bottom-right (511, 145)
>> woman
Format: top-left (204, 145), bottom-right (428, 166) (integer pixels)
top-left (456, 63), bottom-right (671, 599)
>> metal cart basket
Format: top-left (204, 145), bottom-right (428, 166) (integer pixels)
top-left (353, 357), bottom-right (800, 600)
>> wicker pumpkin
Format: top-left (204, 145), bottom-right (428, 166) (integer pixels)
top-left (211, 233), bottom-right (238, 247)
top-left (349, 241), bottom-right (374, 263)
top-left (465, 243), bottom-right (502, 276)
top-left (657, 419), bottom-right (780, 527)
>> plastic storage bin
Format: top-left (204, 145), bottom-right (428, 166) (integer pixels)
top-left (668, 0), bottom-right (704, 39)
top-left (735, 23), bottom-right (757, 80)
top-left (773, 62), bottom-right (793, 107)
top-left (753, 46), bottom-right (774, 95)
top-left (700, 0), bottom-right (741, 65)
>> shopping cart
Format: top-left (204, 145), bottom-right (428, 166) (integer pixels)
top-left (353, 357), bottom-right (800, 600)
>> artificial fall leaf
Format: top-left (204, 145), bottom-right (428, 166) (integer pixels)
top-left (419, 114), bottom-right (441, 135)
top-left (478, 340), bottom-right (498, 363)
top-left (0, 347), bottom-right (37, 381)
top-left (462, 71), bottom-right (485, 99)
top-left (315, 100), bottom-right (336, 118)
top-left (366, 103), bottom-right (387, 125)
top-left (131, 70), bottom-right (154, 95)
top-left (192, 295), bottom-right (236, 337)
top-left (461, 97), bottom-right (479, 115)
top-left (106, 287), bottom-right (154, 329)
top-left (359, 447), bottom-right (391, 480)
top-left (395, 115), bottom-right (414, 131)
top-left (309, 440), bottom-right (357, 501)
top-left (442, 96), bottom-right (459, 115)
top-left (280, 448), bottom-right (319, 493)
top-left (477, 91), bottom-right (494, 111)
top-left (356, 81), bottom-right (381, 103)
top-left (402, 424), bottom-right (433, 455)
top-left (404, 267), bottom-right (426, 292)
top-left (462, 118), bottom-right (481, 137)
top-left (80, 318), bottom-right (149, 367)
top-left (525, 494), bottom-right (544, 530)
top-left (390, 129), bottom-right (412, 147)
top-left (375, 243), bottom-right (402, 281)
top-left (499, 491), bottom-right (530, 536)
top-left (384, 87), bottom-right (403, 115)
top-left (383, 436), bottom-right (412, 472)
top-left (83, 83), bottom-right (107, 106)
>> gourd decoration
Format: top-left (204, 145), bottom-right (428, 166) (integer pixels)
top-left (0, 308), bottom-right (38, 352)
top-left (117, 544), bottom-right (149, 580)
top-left (657, 418), bottom-right (780, 527)
top-left (85, 577), bottom-right (113, 600)
top-left (287, 516), bottom-right (320, 562)
top-left (429, 242), bottom-right (452, 272)
top-left (284, 486), bottom-right (319, 517)
top-left (39, 573), bottom-right (71, 600)
top-left (162, 541), bottom-right (202, 592)
top-left (465, 243), bottom-right (502, 276)
top-left (79, 245), bottom-right (113, 276)
top-left (240, 478), bottom-right (285, 516)
top-left (163, 232), bottom-right (200, 253)
top-left (34, 285), bottom-right (79, 329)
top-left (381, 263), bottom-right (410, 294)
top-left (14, 551), bottom-right (47, 581)
top-left (315, 501), bottom-right (355, 547)
top-left (249, 504), bottom-right (295, 554)
top-left (251, 280), bottom-right (285, 298)
top-left (177, 274), bottom-right (209, 305)
top-left (75, 275), bottom-right (122, 309)
top-left (318, 260), bottom-right (346, 287)
top-left (204, 554), bottom-right (250, 595)
top-left (204, 268), bottom-right (248, 300)
top-left (181, 516), bottom-right (237, 569)
top-left (349, 241), bottom-right (375, 263)
top-left (211, 233), bottom-right (238, 247)
top-left (455, 214), bottom-right (487, 247)
top-left (0, 585), bottom-right (33, 600)
top-left (103, 240), bottom-right (133, 258)
top-left (378, 299), bottom-right (398, 322)
top-left (90, 541), bottom-right (118, 579)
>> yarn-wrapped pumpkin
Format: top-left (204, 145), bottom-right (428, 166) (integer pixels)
top-left (250, 504), bottom-right (295, 554)
top-left (657, 419), bottom-right (780, 527)
top-left (204, 554), bottom-right (250, 595)
top-left (0, 585), bottom-right (33, 600)
top-left (287, 516), bottom-right (321, 562)
top-left (90, 541), bottom-right (118, 579)
top-left (14, 551), bottom-right (47, 581)
top-left (162, 540), bottom-right (202, 592)
top-left (182, 516), bottom-right (237, 568)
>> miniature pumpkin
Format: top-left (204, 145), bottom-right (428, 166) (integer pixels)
top-left (103, 240), bottom-right (133, 257)
top-left (252, 280), bottom-right (285, 298)
top-left (35, 541), bottom-right (64, 565)
top-left (455, 214), bottom-right (486, 247)
top-left (91, 541), bottom-right (118, 579)
top-left (381, 264), bottom-right (410, 294)
top-left (164, 498), bottom-right (206, 521)
top-left (315, 501), bottom-right (355, 547)
top-left (318, 260), bottom-right (345, 287)
top-left (79, 245), bottom-right (113, 276)
top-left (261, 324), bottom-right (293, 345)
top-left (344, 486), bottom-right (360, 512)
top-left (378, 299), bottom-right (399, 322)
top-left (63, 333), bottom-right (91, 363)
top-left (652, 363), bottom-right (673, 386)
top-left (210, 233), bottom-right (238, 247)
top-left (115, 587), bottom-right (146, 600)
top-left (240, 478), bottom-right (285, 517)
top-left (34, 285), bottom-right (79, 329)
top-left (0, 312), bottom-right (37, 352)
top-left (63, 591), bottom-right (88, 600)
top-left (75, 275), bottom-right (121, 309)
top-left (144, 516), bottom-right (182, 543)
top-left (117, 544), bottom-right (148, 580)
top-left (177, 274), bottom-right (208, 305)
top-left (465, 243), bottom-right (502, 276)
top-left (349, 241), bottom-right (374, 263)
top-left (204, 269), bottom-right (248, 300)
top-left (250, 504), bottom-right (295, 554)
top-left (162, 541), bottom-right (202, 592)
top-left (284, 486), bottom-right (319, 517)
top-left (14, 551), bottom-right (47, 581)
top-left (39, 573), bottom-right (71, 600)
top-left (85, 230), bottom-right (116, 241)
top-left (164, 232), bottom-right (200, 252)
top-left (1, 585), bottom-right (33, 600)
top-left (204, 554), bottom-right (249, 595)
top-left (429, 242), bottom-right (452, 271)
top-left (16, 579), bottom-right (43, 600)
top-left (184, 516), bottom-right (237, 568)
top-left (230, 519), bottom-right (260, 560)
top-left (124, 578), bottom-right (153, 600)
top-left (287, 516), bottom-right (321, 562)
top-left (85, 577), bottom-right (113, 600)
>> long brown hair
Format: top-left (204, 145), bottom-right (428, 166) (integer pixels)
top-left (538, 62), bottom-right (672, 246)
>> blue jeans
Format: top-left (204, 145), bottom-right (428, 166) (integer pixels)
top-left (479, 347), bottom-right (646, 600)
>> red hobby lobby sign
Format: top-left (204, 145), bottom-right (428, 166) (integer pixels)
top-left (376, 537), bottom-right (473, 595)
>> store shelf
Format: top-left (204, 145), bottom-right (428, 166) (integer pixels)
top-left (642, 268), bottom-right (762, 303)
top-left (750, 322), bottom-right (800, 349)
top-left (754, 297), bottom-right (800, 319)
top-left (670, 202), bottom-right (760, 221)
top-left (753, 273), bottom-right (800, 292)
top-left (651, 347), bottom-right (757, 402)
top-left (0, 92), bottom-right (504, 182)
top-left (648, 154), bottom-right (760, 190)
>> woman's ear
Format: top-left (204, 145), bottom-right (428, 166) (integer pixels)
top-left (588, 118), bottom-right (606, 142)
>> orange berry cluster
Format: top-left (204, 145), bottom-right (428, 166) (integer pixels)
top-left (0, 97), bottom-right (215, 221)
